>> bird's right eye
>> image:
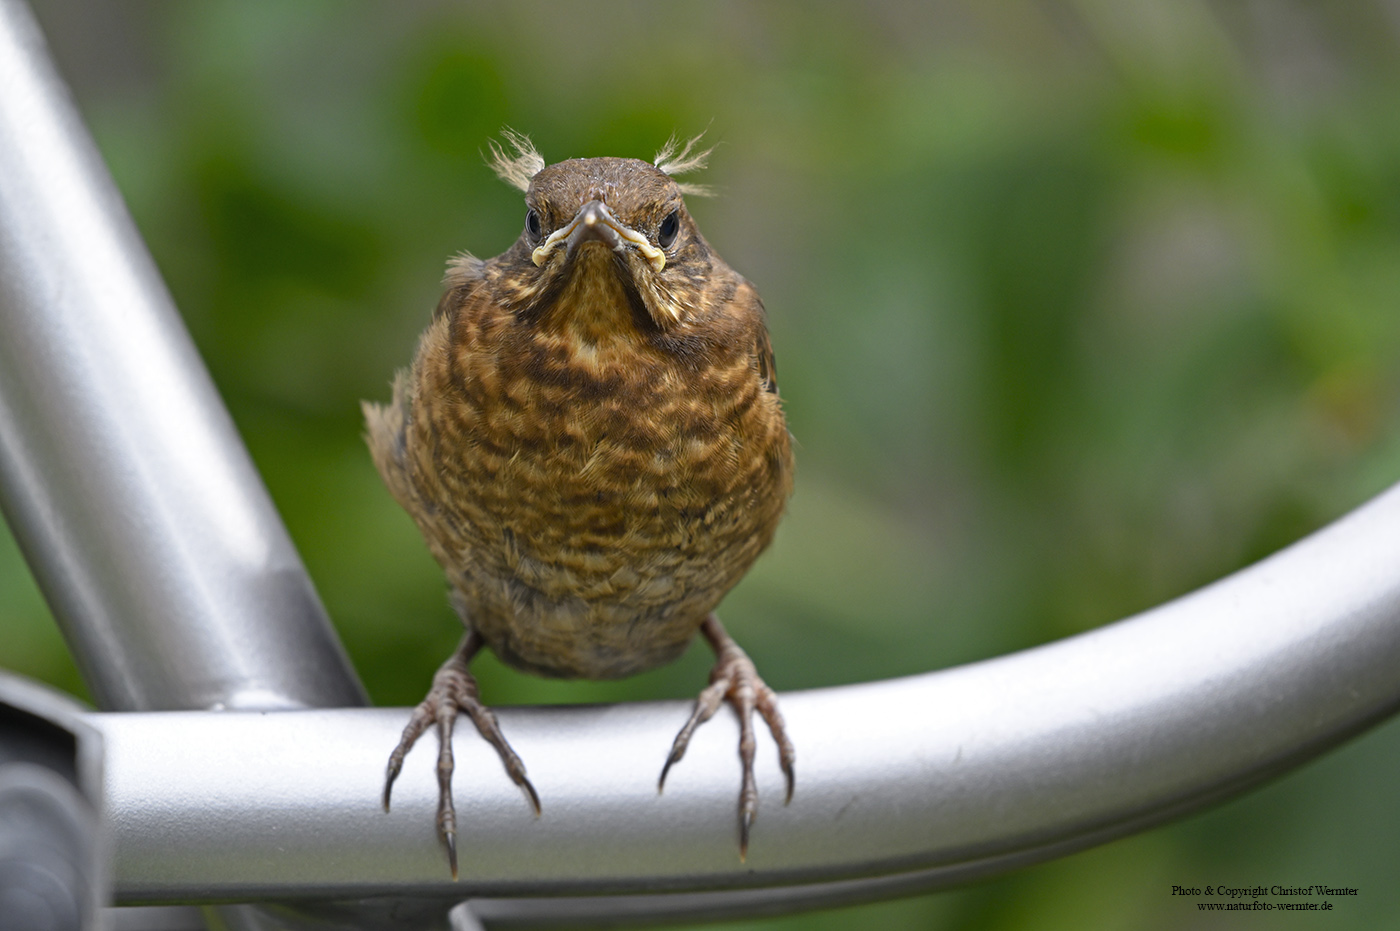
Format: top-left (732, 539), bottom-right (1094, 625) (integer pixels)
top-left (525, 209), bottom-right (542, 242)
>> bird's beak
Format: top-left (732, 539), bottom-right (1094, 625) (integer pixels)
top-left (531, 200), bottom-right (666, 272)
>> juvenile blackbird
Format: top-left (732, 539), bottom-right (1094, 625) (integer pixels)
top-left (365, 132), bottom-right (794, 877)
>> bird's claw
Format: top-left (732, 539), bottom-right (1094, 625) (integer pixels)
top-left (660, 615), bottom-right (794, 859)
top-left (383, 633), bottom-right (538, 879)
top-left (444, 829), bottom-right (458, 882)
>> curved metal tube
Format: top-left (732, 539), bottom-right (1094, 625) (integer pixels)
top-left (89, 479), bottom-right (1400, 918)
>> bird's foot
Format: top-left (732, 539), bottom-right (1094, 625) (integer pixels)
top-left (659, 614), bottom-right (794, 861)
top-left (383, 633), bottom-right (540, 880)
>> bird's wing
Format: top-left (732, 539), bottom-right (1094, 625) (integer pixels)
top-left (755, 325), bottom-right (779, 396)
top-left (362, 369), bottom-right (417, 515)
top-left (365, 255), bottom-right (490, 512)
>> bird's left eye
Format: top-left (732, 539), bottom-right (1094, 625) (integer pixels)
top-left (658, 210), bottom-right (680, 249)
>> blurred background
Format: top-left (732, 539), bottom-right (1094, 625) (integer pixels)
top-left (5, 0), bottom-right (1400, 927)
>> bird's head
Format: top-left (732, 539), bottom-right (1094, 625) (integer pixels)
top-left (482, 131), bottom-right (726, 336)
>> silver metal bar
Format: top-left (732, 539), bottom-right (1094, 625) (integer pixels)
top-left (0, 671), bottom-right (107, 930)
top-left (0, 0), bottom-right (365, 713)
top-left (86, 479), bottom-right (1400, 920)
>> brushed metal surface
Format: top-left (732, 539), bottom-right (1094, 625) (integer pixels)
top-left (0, 0), bottom-right (365, 714)
top-left (89, 482), bottom-right (1400, 912)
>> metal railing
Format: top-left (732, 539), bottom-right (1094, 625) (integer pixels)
top-left (2, 0), bottom-right (1399, 927)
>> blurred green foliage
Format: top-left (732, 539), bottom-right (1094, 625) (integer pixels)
top-left (7, 0), bottom-right (1400, 927)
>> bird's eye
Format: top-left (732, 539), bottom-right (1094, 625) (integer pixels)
top-left (525, 209), bottom-right (542, 242)
top-left (658, 210), bottom-right (680, 249)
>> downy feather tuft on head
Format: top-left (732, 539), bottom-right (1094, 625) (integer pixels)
top-left (654, 132), bottom-right (715, 197)
top-left (487, 129), bottom-right (546, 191)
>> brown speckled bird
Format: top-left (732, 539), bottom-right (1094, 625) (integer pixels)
top-left (364, 131), bottom-right (794, 877)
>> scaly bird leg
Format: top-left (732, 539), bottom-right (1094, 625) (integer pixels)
top-left (383, 632), bottom-right (540, 880)
top-left (659, 614), bottom-right (795, 860)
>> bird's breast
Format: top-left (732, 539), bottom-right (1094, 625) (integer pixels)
top-left (404, 307), bottom-right (792, 679)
